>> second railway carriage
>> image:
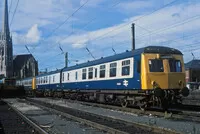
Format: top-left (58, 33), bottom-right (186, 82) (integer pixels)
top-left (35, 70), bottom-right (61, 96)
top-left (19, 77), bottom-right (36, 96)
top-left (18, 46), bottom-right (189, 108)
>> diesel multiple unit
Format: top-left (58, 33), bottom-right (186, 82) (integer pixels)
top-left (16, 46), bottom-right (189, 109)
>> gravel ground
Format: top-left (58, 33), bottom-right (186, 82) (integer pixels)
top-left (32, 98), bottom-right (200, 134)
top-left (4, 99), bottom-right (105, 134)
top-left (0, 100), bottom-right (35, 134)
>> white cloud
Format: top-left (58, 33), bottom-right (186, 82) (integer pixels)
top-left (1, 0), bottom-right (199, 70)
top-left (116, 0), bottom-right (155, 14)
top-left (26, 24), bottom-right (41, 43)
top-left (58, 1), bottom-right (200, 63)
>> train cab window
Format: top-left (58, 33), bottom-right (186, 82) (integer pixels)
top-left (149, 59), bottom-right (164, 72)
top-left (75, 72), bottom-right (78, 80)
top-left (122, 60), bottom-right (130, 76)
top-left (88, 67), bottom-right (93, 79)
top-left (110, 63), bottom-right (117, 77)
top-left (62, 73), bottom-right (65, 81)
top-left (100, 65), bottom-right (106, 78)
top-left (169, 60), bottom-right (182, 72)
top-left (82, 69), bottom-right (87, 80)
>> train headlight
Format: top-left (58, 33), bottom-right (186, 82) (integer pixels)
top-left (151, 81), bottom-right (159, 88)
top-left (178, 80), bottom-right (182, 86)
top-left (151, 81), bottom-right (156, 86)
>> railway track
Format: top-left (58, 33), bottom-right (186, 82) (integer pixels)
top-left (25, 97), bottom-right (179, 134)
top-left (3, 98), bottom-right (105, 134)
top-left (51, 97), bottom-right (200, 122)
top-left (0, 99), bottom-right (47, 134)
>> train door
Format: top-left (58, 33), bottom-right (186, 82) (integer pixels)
top-left (133, 56), bottom-right (141, 89)
top-left (48, 76), bottom-right (51, 91)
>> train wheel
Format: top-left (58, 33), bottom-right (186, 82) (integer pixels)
top-left (120, 99), bottom-right (128, 108)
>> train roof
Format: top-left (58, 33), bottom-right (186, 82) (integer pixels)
top-left (36, 69), bottom-right (61, 78)
top-left (20, 46), bottom-right (182, 79)
top-left (63, 46), bottom-right (182, 71)
top-left (19, 77), bottom-right (32, 81)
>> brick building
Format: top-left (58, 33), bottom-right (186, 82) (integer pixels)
top-left (13, 54), bottom-right (38, 79)
top-left (185, 60), bottom-right (200, 83)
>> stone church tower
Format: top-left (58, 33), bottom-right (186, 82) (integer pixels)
top-left (0, 0), bottom-right (13, 78)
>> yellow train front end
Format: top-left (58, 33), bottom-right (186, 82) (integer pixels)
top-left (141, 52), bottom-right (189, 108)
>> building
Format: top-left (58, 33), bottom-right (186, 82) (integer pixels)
top-left (0, 0), bottom-right (13, 78)
top-left (185, 60), bottom-right (200, 83)
top-left (13, 54), bottom-right (38, 79)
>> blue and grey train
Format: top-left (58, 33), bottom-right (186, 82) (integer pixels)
top-left (17, 46), bottom-right (189, 108)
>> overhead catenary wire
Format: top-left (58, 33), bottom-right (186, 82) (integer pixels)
top-left (10, 0), bottom-right (19, 27)
top-left (25, 45), bottom-right (31, 54)
top-left (136, 14), bottom-right (200, 40)
top-left (134, 24), bottom-right (200, 47)
top-left (28, 0), bottom-right (198, 70)
top-left (33, 0), bottom-right (90, 50)
top-left (26, 1), bottom-right (129, 65)
top-left (44, 0), bottom-right (180, 62)
top-left (8, 0), bottom-right (13, 15)
top-left (86, 47), bottom-right (95, 60)
top-left (74, 0), bottom-right (180, 45)
top-left (39, 0), bottom-right (123, 54)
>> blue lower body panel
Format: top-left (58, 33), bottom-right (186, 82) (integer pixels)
top-left (62, 78), bottom-right (141, 91)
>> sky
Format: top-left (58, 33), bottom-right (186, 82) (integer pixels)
top-left (0, 0), bottom-right (200, 71)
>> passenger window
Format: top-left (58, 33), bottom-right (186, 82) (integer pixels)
top-left (100, 65), bottom-right (106, 78)
top-left (82, 69), bottom-right (87, 80)
top-left (75, 72), bottom-right (78, 80)
top-left (110, 63), bottom-right (117, 77)
top-left (53, 76), bottom-right (55, 83)
top-left (169, 60), bottom-right (182, 72)
top-left (149, 59), bottom-right (164, 72)
top-left (67, 73), bottom-right (70, 80)
top-left (62, 73), bottom-right (65, 81)
top-left (95, 68), bottom-right (97, 78)
top-left (88, 67), bottom-right (93, 79)
top-left (122, 60), bottom-right (130, 76)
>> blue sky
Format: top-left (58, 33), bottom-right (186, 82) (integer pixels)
top-left (0, 0), bottom-right (200, 71)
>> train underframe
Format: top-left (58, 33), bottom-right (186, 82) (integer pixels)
top-left (0, 85), bottom-right (25, 98)
top-left (29, 87), bottom-right (189, 110)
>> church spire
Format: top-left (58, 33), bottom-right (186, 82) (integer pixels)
top-left (2, 0), bottom-right (10, 35)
